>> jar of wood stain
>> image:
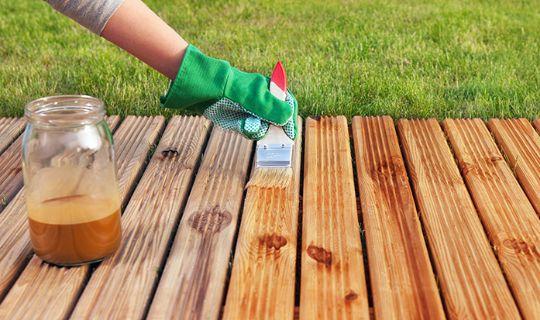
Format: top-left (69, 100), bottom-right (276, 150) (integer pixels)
top-left (22, 95), bottom-right (122, 266)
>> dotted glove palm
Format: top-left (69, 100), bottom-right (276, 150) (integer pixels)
top-left (160, 45), bottom-right (298, 140)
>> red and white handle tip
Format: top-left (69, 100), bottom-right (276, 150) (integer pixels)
top-left (270, 61), bottom-right (287, 101)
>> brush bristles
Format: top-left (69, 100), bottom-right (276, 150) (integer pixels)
top-left (246, 167), bottom-right (293, 189)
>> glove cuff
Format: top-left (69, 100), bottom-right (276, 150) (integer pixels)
top-left (160, 45), bottom-right (231, 112)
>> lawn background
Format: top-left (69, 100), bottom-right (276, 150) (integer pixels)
top-left (1, 0), bottom-right (539, 119)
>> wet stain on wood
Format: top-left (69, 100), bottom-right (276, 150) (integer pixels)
top-left (188, 205), bottom-right (232, 234)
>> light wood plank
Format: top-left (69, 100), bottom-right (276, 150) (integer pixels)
top-left (0, 136), bottom-right (24, 213)
top-left (0, 118), bottom-right (25, 154)
top-left (104, 115), bottom-right (121, 133)
top-left (352, 116), bottom-right (444, 320)
top-left (222, 119), bottom-right (303, 320)
top-left (397, 119), bottom-right (520, 319)
top-left (0, 118), bottom-right (26, 211)
top-left (70, 116), bottom-right (211, 319)
top-left (148, 127), bottom-right (253, 319)
top-left (0, 116), bottom-right (164, 318)
top-left (0, 116), bottom-right (122, 300)
top-left (488, 119), bottom-right (540, 214)
top-left (300, 116), bottom-right (369, 320)
top-left (444, 119), bottom-right (540, 319)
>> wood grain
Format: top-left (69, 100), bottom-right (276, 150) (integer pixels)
top-left (534, 119), bottom-right (540, 133)
top-left (0, 116), bottom-right (164, 319)
top-left (148, 127), bottom-right (253, 320)
top-left (444, 119), bottom-right (540, 319)
top-left (0, 116), bottom-right (121, 300)
top-left (488, 119), bottom-right (540, 214)
top-left (300, 116), bottom-right (369, 320)
top-left (0, 136), bottom-right (24, 213)
top-left (70, 116), bottom-right (211, 319)
top-left (352, 116), bottom-right (444, 320)
top-left (0, 117), bottom-right (25, 154)
top-left (222, 118), bottom-right (303, 320)
top-left (398, 119), bottom-right (520, 319)
top-left (0, 118), bottom-right (34, 212)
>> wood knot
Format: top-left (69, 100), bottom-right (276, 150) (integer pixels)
top-left (502, 238), bottom-right (540, 260)
top-left (188, 205), bottom-right (232, 234)
top-left (489, 155), bottom-right (504, 163)
top-left (259, 234), bottom-right (287, 250)
top-left (10, 166), bottom-right (22, 175)
top-left (459, 161), bottom-right (478, 176)
top-left (160, 147), bottom-right (179, 159)
top-left (372, 157), bottom-right (405, 178)
top-left (345, 291), bottom-right (358, 302)
top-left (307, 245), bottom-right (332, 266)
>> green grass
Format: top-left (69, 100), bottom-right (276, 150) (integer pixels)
top-left (1, 0), bottom-right (539, 119)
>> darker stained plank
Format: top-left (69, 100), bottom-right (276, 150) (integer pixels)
top-left (300, 116), bottom-right (369, 319)
top-left (444, 119), bottom-right (540, 319)
top-left (223, 118), bottom-right (302, 320)
top-left (488, 119), bottom-right (540, 215)
top-left (352, 116), bottom-right (444, 320)
top-left (398, 119), bottom-right (520, 319)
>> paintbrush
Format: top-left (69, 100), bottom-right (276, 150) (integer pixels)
top-left (246, 61), bottom-right (293, 188)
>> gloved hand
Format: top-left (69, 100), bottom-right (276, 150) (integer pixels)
top-left (160, 45), bottom-right (298, 140)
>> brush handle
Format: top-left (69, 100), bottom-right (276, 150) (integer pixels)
top-left (260, 61), bottom-right (292, 145)
top-left (270, 61), bottom-right (287, 95)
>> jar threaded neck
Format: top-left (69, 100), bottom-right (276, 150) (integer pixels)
top-left (25, 95), bottom-right (105, 127)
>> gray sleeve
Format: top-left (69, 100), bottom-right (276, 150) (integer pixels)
top-left (45, 0), bottom-right (124, 35)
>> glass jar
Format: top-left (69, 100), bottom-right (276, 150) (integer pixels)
top-left (22, 95), bottom-right (122, 266)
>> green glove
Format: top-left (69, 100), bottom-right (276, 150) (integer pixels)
top-left (160, 45), bottom-right (297, 140)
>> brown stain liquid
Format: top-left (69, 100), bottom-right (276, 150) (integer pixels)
top-left (27, 194), bottom-right (121, 266)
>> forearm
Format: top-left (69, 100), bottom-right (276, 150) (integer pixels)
top-left (45, 0), bottom-right (188, 79)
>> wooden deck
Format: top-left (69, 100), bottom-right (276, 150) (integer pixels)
top-left (0, 115), bottom-right (539, 319)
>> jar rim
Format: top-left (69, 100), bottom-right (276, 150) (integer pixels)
top-left (25, 95), bottom-right (105, 127)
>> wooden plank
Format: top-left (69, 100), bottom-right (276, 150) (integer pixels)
top-left (0, 118), bottom-right (26, 211)
top-left (0, 116), bottom-right (122, 300)
top-left (0, 117), bottom-right (25, 154)
top-left (300, 116), bottom-right (369, 320)
top-left (351, 116), bottom-right (444, 320)
top-left (148, 127), bottom-right (253, 320)
top-left (0, 116), bottom-right (164, 318)
top-left (222, 119), bottom-right (303, 320)
top-left (0, 137), bottom-right (24, 213)
top-left (444, 119), bottom-right (540, 319)
top-left (70, 116), bottom-right (211, 319)
top-left (534, 119), bottom-right (540, 133)
top-left (397, 119), bottom-right (520, 319)
top-left (488, 119), bottom-right (540, 214)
